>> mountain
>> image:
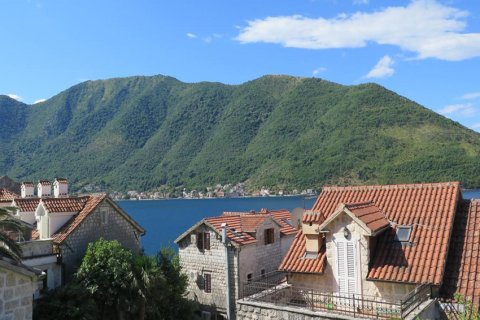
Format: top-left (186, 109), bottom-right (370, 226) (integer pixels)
top-left (1, 75), bottom-right (480, 192)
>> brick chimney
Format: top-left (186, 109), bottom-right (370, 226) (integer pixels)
top-left (21, 182), bottom-right (34, 198)
top-left (37, 180), bottom-right (52, 198)
top-left (53, 178), bottom-right (68, 198)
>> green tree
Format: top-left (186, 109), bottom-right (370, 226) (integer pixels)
top-left (0, 207), bottom-right (24, 261)
top-left (33, 283), bottom-right (98, 320)
top-left (145, 247), bottom-right (196, 320)
top-left (75, 239), bottom-right (135, 320)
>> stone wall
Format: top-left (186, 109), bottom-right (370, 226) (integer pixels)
top-left (0, 267), bottom-right (37, 320)
top-left (60, 199), bottom-right (142, 281)
top-left (178, 225), bottom-right (236, 317)
top-left (292, 212), bottom-right (415, 302)
top-left (236, 300), bottom-right (357, 320)
top-left (238, 219), bottom-right (294, 297)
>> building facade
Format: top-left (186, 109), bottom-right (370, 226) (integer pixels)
top-left (176, 209), bottom-right (297, 319)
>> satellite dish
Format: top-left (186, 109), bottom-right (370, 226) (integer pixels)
top-left (291, 207), bottom-right (305, 229)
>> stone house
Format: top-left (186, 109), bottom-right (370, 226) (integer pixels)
top-left (4, 179), bottom-right (145, 291)
top-left (175, 209), bottom-right (297, 320)
top-left (0, 257), bottom-right (43, 320)
top-left (237, 182), bottom-right (480, 319)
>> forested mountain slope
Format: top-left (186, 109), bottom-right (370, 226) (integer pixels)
top-left (1, 75), bottom-right (479, 191)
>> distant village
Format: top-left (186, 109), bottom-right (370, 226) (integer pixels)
top-left (105, 183), bottom-right (318, 200)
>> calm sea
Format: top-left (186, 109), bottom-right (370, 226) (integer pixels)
top-left (118, 190), bottom-right (480, 256)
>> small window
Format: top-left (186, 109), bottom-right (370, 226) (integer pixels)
top-left (395, 226), bottom-right (412, 242)
top-left (204, 273), bottom-right (211, 293)
top-left (201, 311), bottom-right (211, 320)
top-left (303, 251), bottom-right (319, 260)
top-left (101, 210), bottom-right (108, 225)
top-left (264, 228), bottom-right (275, 245)
top-left (197, 232), bottom-right (211, 251)
top-left (247, 273), bottom-right (253, 283)
top-left (261, 269), bottom-right (266, 278)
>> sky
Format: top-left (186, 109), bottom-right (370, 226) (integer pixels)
top-left (0, 0), bottom-right (479, 132)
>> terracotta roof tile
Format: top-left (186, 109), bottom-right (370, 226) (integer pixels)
top-left (441, 199), bottom-right (480, 306)
top-left (41, 197), bottom-right (88, 213)
top-left (345, 201), bottom-right (390, 233)
top-left (0, 188), bottom-right (19, 201)
top-left (22, 182), bottom-right (34, 187)
top-left (281, 182), bottom-right (460, 285)
top-left (204, 209), bottom-right (296, 246)
top-left (52, 194), bottom-right (107, 244)
top-left (38, 180), bottom-right (51, 185)
top-left (279, 231), bottom-right (326, 273)
top-left (13, 198), bottom-right (40, 212)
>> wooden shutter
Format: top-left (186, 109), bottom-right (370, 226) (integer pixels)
top-left (204, 273), bottom-right (211, 293)
top-left (197, 232), bottom-right (204, 250)
top-left (204, 232), bottom-right (210, 250)
top-left (336, 240), bottom-right (356, 294)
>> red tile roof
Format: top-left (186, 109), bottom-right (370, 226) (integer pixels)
top-left (279, 231), bottom-right (327, 273)
top-left (22, 182), bottom-right (34, 187)
top-left (13, 198), bottom-right (40, 212)
top-left (41, 197), bottom-right (88, 213)
top-left (345, 202), bottom-right (390, 233)
top-left (38, 180), bottom-right (51, 185)
top-left (52, 194), bottom-right (106, 244)
top-left (281, 182), bottom-right (460, 285)
top-left (199, 209), bottom-right (296, 246)
top-left (441, 199), bottom-right (480, 306)
top-left (0, 188), bottom-right (19, 201)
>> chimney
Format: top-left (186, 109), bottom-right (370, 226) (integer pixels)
top-left (53, 178), bottom-right (68, 198)
top-left (37, 180), bottom-right (52, 198)
top-left (21, 182), bottom-right (34, 198)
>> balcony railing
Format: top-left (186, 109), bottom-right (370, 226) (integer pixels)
top-left (242, 271), bottom-right (431, 319)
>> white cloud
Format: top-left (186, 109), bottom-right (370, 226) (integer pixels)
top-left (6, 94), bottom-right (23, 101)
top-left (236, 0), bottom-right (480, 61)
top-left (34, 99), bottom-right (46, 104)
top-left (203, 36), bottom-right (213, 43)
top-left (439, 103), bottom-right (477, 116)
top-left (312, 67), bottom-right (327, 75)
top-left (186, 32), bottom-right (197, 39)
top-left (365, 56), bottom-right (395, 79)
top-left (461, 92), bottom-right (480, 100)
top-left (471, 123), bottom-right (480, 130)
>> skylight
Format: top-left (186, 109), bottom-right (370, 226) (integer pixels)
top-left (395, 226), bottom-right (412, 242)
top-left (303, 251), bottom-right (319, 260)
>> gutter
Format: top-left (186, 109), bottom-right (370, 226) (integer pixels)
top-left (221, 223), bottom-right (232, 320)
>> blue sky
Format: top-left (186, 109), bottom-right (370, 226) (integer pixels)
top-left (1, 0), bottom-right (479, 131)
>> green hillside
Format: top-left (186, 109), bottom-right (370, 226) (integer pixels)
top-left (1, 75), bottom-right (480, 191)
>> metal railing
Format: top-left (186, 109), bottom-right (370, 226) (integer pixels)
top-left (242, 272), bottom-right (431, 319)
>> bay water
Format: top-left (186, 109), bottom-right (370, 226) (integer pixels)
top-left (118, 190), bottom-right (480, 255)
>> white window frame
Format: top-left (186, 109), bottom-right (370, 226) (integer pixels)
top-left (334, 236), bottom-right (357, 296)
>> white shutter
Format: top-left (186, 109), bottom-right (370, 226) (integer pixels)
top-left (336, 239), bottom-right (356, 295)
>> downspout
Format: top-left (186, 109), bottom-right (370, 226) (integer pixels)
top-left (221, 223), bottom-right (232, 320)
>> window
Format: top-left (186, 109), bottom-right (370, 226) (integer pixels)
top-left (201, 311), bottom-right (211, 320)
top-left (261, 269), bottom-right (266, 278)
top-left (264, 228), bottom-right (275, 245)
top-left (303, 251), bottom-right (319, 259)
top-left (395, 226), bottom-right (412, 242)
top-left (101, 210), bottom-right (108, 225)
top-left (204, 273), bottom-right (211, 293)
top-left (197, 232), bottom-right (210, 250)
top-left (247, 273), bottom-right (252, 283)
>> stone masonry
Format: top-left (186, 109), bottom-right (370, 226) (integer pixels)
top-left (0, 267), bottom-right (38, 320)
top-left (59, 199), bottom-right (142, 281)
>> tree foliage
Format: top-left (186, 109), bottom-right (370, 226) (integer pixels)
top-left (35, 239), bottom-right (196, 320)
top-left (0, 207), bottom-right (24, 261)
